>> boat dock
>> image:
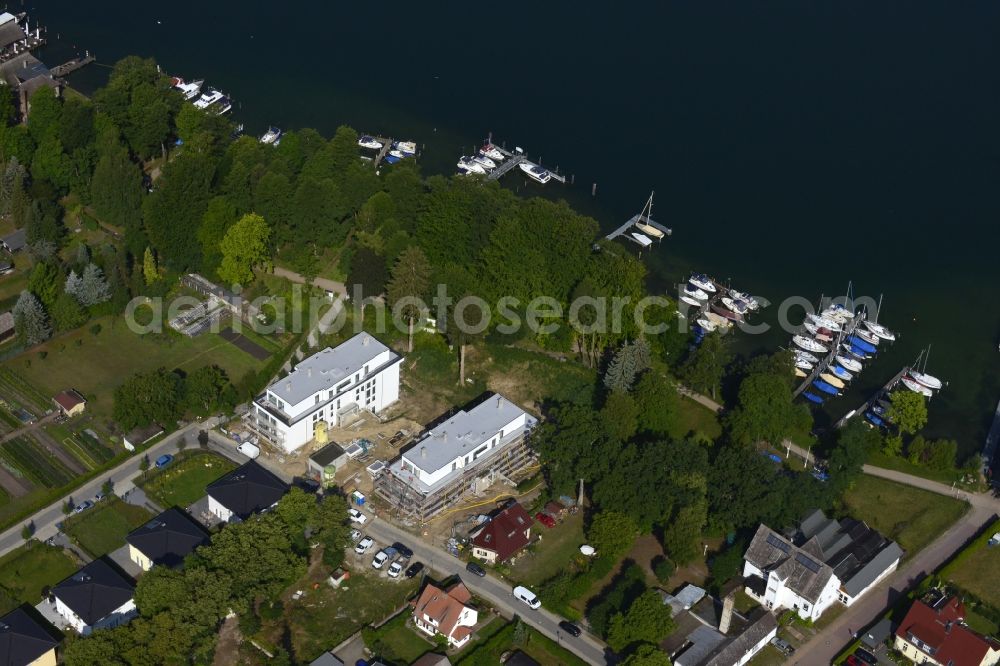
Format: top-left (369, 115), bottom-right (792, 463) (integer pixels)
top-left (372, 137), bottom-right (393, 168)
top-left (605, 213), bottom-right (673, 244)
top-left (833, 365), bottom-right (908, 428)
top-left (485, 151), bottom-right (525, 181)
top-left (792, 315), bottom-right (862, 399)
top-left (50, 54), bottom-right (95, 77)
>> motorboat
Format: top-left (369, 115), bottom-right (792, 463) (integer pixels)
top-left (696, 318), bottom-right (716, 332)
top-left (721, 296), bottom-right (749, 315)
top-left (384, 154), bottom-right (401, 165)
top-left (684, 284), bottom-right (709, 301)
top-left (803, 392), bottom-right (825, 405)
top-left (795, 368), bottom-right (808, 378)
top-left (175, 79), bottom-right (204, 100)
top-left (908, 370), bottom-right (942, 391)
top-left (358, 135), bottom-right (384, 150)
top-left (794, 350), bottom-right (820, 364)
top-left (260, 126), bottom-right (282, 145)
top-left (705, 312), bottom-right (732, 329)
top-left (831, 365), bottom-right (853, 381)
top-left (806, 313), bottom-right (842, 332)
top-left (680, 295), bottom-right (703, 308)
top-left (688, 274), bottom-right (717, 293)
top-left (836, 355), bottom-right (863, 373)
top-left (813, 380), bottom-right (840, 396)
top-left (519, 162), bottom-right (552, 184)
top-left (389, 149), bottom-right (407, 160)
top-left (193, 89), bottom-right (224, 109)
top-left (458, 157), bottom-right (486, 174)
top-left (793, 335), bottom-right (827, 353)
top-left (472, 154), bottom-right (496, 170)
top-left (729, 289), bottom-right (759, 311)
top-left (847, 336), bottom-right (878, 354)
top-left (711, 303), bottom-right (743, 322)
top-left (865, 412), bottom-right (885, 427)
top-left (212, 96), bottom-right (232, 115)
top-left (900, 376), bottom-right (933, 397)
top-left (396, 141), bottom-right (418, 155)
top-left (480, 143), bottom-right (505, 161)
top-left (819, 373), bottom-right (845, 389)
top-left (863, 320), bottom-right (897, 341)
top-left (853, 328), bottom-right (880, 346)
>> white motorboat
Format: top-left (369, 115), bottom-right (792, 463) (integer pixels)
top-left (213, 96), bottom-right (232, 115)
top-left (389, 149), bottom-right (406, 159)
top-left (729, 289), bottom-right (759, 311)
top-left (794, 350), bottom-right (819, 364)
top-left (358, 135), bottom-right (384, 150)
top-left (836, 355), bottom-right (863, 373)
top-left (900, 376), bottom-right (933, 397)
top-left (863, 320), bottom-right (897, 341)
top-left (472, 154), bottom-right (496, 170)
top-left (793, 335), bottom-right (828, 353)
top-left (680, 295), bottom-right (703, 308)
top-left (696, 318), bottom-right (716, 332)
top-left (684, 284), bottom-right (709, 301)
top-left (853, 328), bottom-right (880, 346)
top-left (260, 126), bottom-right (282, 145)
top-left (457, 157), bottom-right (486, 174)
top-left (721, 296), bottom-right (749, 315)
top-left (193, 89), bottom-right (224, 109)
top-left (519, 162), bottom-right (552, 184)
top-left (819, 373), bottom-right (845, 389)
top-left (480, 143), bottom-right (505, 161)
top-left (688, 274), bottom-right (716, 293)
top-left (806, 313), bottom-right (842, 332)
top-left (908, 370), bottom-right (943, 391)
top-left (396, 141), bottom-right (417, 155)
top-left (176, 79), bottom-right (204, 100)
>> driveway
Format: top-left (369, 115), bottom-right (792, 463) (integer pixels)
top-left (109, 544), bottom-right (145, 579)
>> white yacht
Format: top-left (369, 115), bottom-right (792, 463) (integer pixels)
top-left (358, 135), bottom-right (383, 150)
top-left (175, 79), bottom-right (204, 100)
top-left (213, 96), bottom-right (232, 115)
top-left (519, 162), bottom-right (551, 184)
top-left (684, 284), bottom-right (709, 301)
top-left (480, 144), bottom-right (505, 161)
top-left (260, 126), bottom-right (282, 145)
top-left (193, 89), bottom-right (224, 109)
top-left (472, 154), bottom-right (496, 170)
top-left (395, 141), bottom-right (417, 155)
top-left (688, 274), bottom-right (716, 293)
top-left (457, 157), bottom-right (486, 174)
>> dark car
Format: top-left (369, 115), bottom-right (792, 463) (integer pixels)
top-left (853, 648), bottom-right (877, 665)
top-left (535, 512), bottom-right (557, 528)
top-left (404, 562), bottom-right (424, 579)
top-left (155, 454), bottom-right (173, 468)
top-left (558, 621), bottom-right (581, 637)
top-left (392, 542), bottom-right (413, 558)
top-left (466, 562), bottom-right (486, 577)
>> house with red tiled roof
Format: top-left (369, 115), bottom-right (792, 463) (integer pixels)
top-left (470, 502), bottom-right (532, 565)
top-left (411, 581), bottom-right (478, 648)
top-left (53, 389), bottom-right (86, 417)
top-left (894, 595), bottom-right (1000, 666)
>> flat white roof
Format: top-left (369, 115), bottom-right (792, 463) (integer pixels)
top-left (0, 13), bottom-right (16, 26)
top-left (268, 333), bottom-right (397, 406)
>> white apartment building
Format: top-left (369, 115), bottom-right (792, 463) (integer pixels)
top-left (251, 333), bottom-right (402, 453)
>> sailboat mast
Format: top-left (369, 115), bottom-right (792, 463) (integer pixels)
top-left (874, 293), bottom-right (883, 324)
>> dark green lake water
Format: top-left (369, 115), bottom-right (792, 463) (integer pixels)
top-left (30, 1), bottom-right (1000, 461)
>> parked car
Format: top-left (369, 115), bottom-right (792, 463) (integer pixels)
top-left (387, 560), bottom-right (404, 578)
top-left (404, 562), bottom-right (424, 579)
top-left (844, 656), bottom-right (863, 666)
top-left (558, 621), bottom-right (581, 637)
top-left (348, 509), bottom-right (368, 525)
top-left (349, 529), bottom-right (362, 542)
top-left (853, 648), bottom-right (877, 665)
top-left (72, 500), bottom-right (93, 514)
top-left (512, 585), bottom-right (541, 610)
top-left (391, 542), bottom-right (413, 558)
top-left (355, 536), bottom-right (374, 554)
top-left (770, 636), bottom-right (795, 656)
top-left (535, 512), bottom-right (556, 528)
top-left (372, 550), bottom-right (390, 569)
top-left (93, 492), bottom-right (106, 502)
top-left (155, 454), bottom-right (173, 469)
top-left (465, 562), bottom-right (486, 577)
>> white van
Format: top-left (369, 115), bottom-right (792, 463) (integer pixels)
top-left (513, 585), bottom-right (541, 610)
top-left (237, 442), bottom-right (260, 459)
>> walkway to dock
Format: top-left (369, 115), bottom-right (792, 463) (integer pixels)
top-left (486, 144), bottom-right (567, 183)
top-left (51, 55), bottom-right (95, 77)
top-left (606, 213), bottom-right (673, 243)
top-left (833, 365), bottom-right (908, 428)
top-left (372, 137), bottom-right (392, 168)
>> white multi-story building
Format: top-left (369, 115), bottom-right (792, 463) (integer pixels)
top-left (251, 333), bottom-right (402, 453)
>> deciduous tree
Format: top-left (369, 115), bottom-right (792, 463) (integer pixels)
top-left (607, 589), bottom-right (676, 652)
top-left (218, 212), bottom-right (271, 285)
top-left (887, 390), bottom-right (927, 436)
top-left (387, 245), bottom-right (430, 352)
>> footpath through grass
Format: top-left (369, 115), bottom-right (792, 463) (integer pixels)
top-left (63, 496), bottom-right (154, 557)
top-left (137, 450), bottom-right (236, 508)
top-left (842, 475), bottom-right (968, 556)
top-left (0, 542), bottom-right (79, 614)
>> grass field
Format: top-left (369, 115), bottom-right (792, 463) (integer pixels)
top-left (453, 620), bottom-right (589, 666)
top-left (843, 475), bottom-right (968, 556)
top-left (8, 315), bottom-right (268, 424)
top-left (942, 518), bottom-right (1000, 610)
top-left (867, 451), bottom-right (969, 487)
top-left (138, 451), bottom-right (236, 508)
top-left (0, 542), bottom-right (79, 614)
top-left (363, 611), bottom-right (434, 664)
top-left (672, 395), bottom-right (723, 441)
top-left (510, 512), bottom-right (586, 587)
top-left (63, 496), bottom-right (154, 557)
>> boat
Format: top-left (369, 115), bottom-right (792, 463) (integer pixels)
top-left (806, 313), bottom-right (842, 332)
top-left (358, 135), bottom-right (383, 150)
top-left (803, 392), bottom-right (825, 405)
top-left (630, 232), bottom-right (653, 247)
top-left (900, 376), bottom-right (933, 397)
top-left (841, 344), bottom-right (870, 360)
top-left (193, 89), bottom-right (224, 109)
top-left (795, 368), bottom-right (808, 378)
top-left (175, 79), bottom-right (204, 100)
top-left (389, 149), bottom-right (406, 159)
top-left (847, 336), bottom-right (878, 354)
top-left (794, 350), bottom-right (820, 364)
top-left (729, 289), bottom-right (759, 311)
top-left (793, 335), bottom-right (827, 353)
top-left (631, 191), bottom-right (670, 241)
top-left (853, 328), bottom-right (880, 346)
top-left (865, 412), bottom-right (885, 427)
top-left (458, 157), bottom-right (486, 174)
top-left (836, 355), bottom-right (863, 373)
top-left (688, 274), bottom-right (717, 293)
top-left (684, 284), bottom-right (709, 301)
top-left (396, 141), bottom-right (418, 155)
top-left (696, 318), bottom-right (716, 332)
top-left (383, 154), bottom-right (402, 165)
top-left (795, 358), bottom-right (814, 371)
top-left (804, 322), bottom-right (835, 338)
top-left (827, 303), bottom-right (855, 318)
top-left (862, 320), bottom-right (897, 341)
top-left (908, 370), bottom-right (943, 391)
top-left (831, 365), bottom-right (854, 381)
top-left (472, 154), bottom-right (496, 170)
top-left (680, 295), bottom-right (703, 308)
top-left (705, 312), bottom-right (732, 329)
top-left (813, 379), bottom-right (840, 396)
top-left (711, 303), bottom-right (743, 322)
top-left (519, 162), bottom-right (552, 184)
top-left (212, 96), bottom-right (232, 115)
top-left (480, 143), bottom-right (504, 161)
top-left (721, 297), bottom-right (749, 315)
top-left (260, 126), bottom-right (282, 145)
top-left (635, 221), bottom-right (665, 239)
top-left (819, 373), bottom-right (845, 389)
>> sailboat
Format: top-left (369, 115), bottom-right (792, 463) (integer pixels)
top-left (632, 191), bottom-right (669, 240)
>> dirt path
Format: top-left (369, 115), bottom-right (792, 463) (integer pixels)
top-left (271, 266), bottom-right (347, 297)
top-left (0, 462), bottom-right (32, 497)
top-left (211, 614), bottom-right (243, 666)
top-left (0, 411), bottom-right (59, 445)
top-left (32, 430), bottom-right (86, 475)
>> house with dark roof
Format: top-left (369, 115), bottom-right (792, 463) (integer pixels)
top-left (894, 594), bottom-right (1000, 666)
top-left (51, 559), bottom-right (136, 636)
top-left (126, 508), bottom-right (209, 571)
top-left (206, 460), bottom-right (289, 522)
top-left (0, 229), bottom-right (26, 254)
top-left (411, 581), bottom-right (478, 649)
top-left (0, 312), bottom-right (14, 345)
top-left (470, 501), bottom-right (533, 564)
top-left (661, 589), bottom-right (778, 666)
top-left (52, 390), bottom-right (85, 418)
top-left (0, 607), bottom-right (59, 666)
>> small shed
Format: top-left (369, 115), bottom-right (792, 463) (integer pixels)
top-left (53, 389), bottom-right (87, 417)
top-left (307, 441), bottom-right (348, 487)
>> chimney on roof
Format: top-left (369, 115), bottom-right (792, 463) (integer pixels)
top-left (420, 446), bottom-right (427, 459)
top-left (719, 590), bottom-right (736, 634)
top-left (496, 395), bottom-right (502, 408)
top-left (362, 335), bottom-right (370, 346)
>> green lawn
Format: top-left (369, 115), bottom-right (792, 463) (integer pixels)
top-left (363, 611), bottom-right (434, 664)
top-left (9, 315), bottom-right (268, 424)
top-left (0, 542), bottom-right (79, 613)
top-left (63, 496), bottom-right (154, 557)
top-left (454, 621), bottom-right (589, 666)
top-left (942, 518), bottom-right (1000, 609)
top-left (867, 451), bottom-right (969, 487)
top-left (672, 395), bottom-right (723, 440)
top-left (510, 511), bottom-right (586, 587)
top-left (843, 475), bottom-right (968, 556)
top-left (138, 451), bottom-right (236, 508)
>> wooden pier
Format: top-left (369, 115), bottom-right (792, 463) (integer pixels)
top-left (606, 213), bottom-right (673, 244)
top-left (834, 365), bottom-right (908, 428)
top-left (372, 137), bottom-right (393, 168)
top-left (50, 55), bottom-right (95, 77)
top-left (486, 144), bottom-right (567, 183)
top-left (792, 315), bottom-right (862, 399)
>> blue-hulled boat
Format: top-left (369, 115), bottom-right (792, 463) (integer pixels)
top-left (384, 154), bottom-right (402, 165)
top-left (831, 365), bottom-right (853, 381)
top-left (865, 412), bottom-right (884, 427)
top-left (803, 392), bottom-right (825, 404)
top-left (813, 380), bottom-right (840, 396)
top-left (847, 336), bottom-right (877, 354)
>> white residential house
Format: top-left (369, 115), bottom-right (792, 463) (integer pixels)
top-left (412, 582), bottom-right (478, 648)
top-left (51, 560), bottom-right (137, 636)
top-left (251, 333), bottom-right (402, 453)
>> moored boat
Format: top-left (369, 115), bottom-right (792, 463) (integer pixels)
top-left (863, 320), bottom-right (897, 341)
top-left (812, 380), bottom-right (840, 396)
top-left (908, 370), bottom-right (943, 391)
top-left (847, 336), bottom-right (878, 354)
top-left (836, 355), bottom-right (863, 373)
top-left (793, 335), bottom-right (827, 353)
top-left (795, 368), bottom-right (808, 378)
top-left (684, 284), bottom-right (709, 301)
top-left (853, 328), bottom-right (880, 346)
top-left (472, 154), bottom-right (496, 170)
top-left (705, 312), bottom-right (732, 329)
top-left (518, 162), bottom-right (552, 184)
top-left (819, 373), bottom-right (845, 389)
top-left (711, 303), bottom-right (743, 322)
top-left (831, 365), bottom-right (854, 381)
top-left (795, 358), bottom-right (814, 371)
top-left (794, 350), bottom-right (820, 365)
top-left (803, 392), bottom-right (825, 404)
top-left (806, 313), bottom-right (842, 332)
top-left (680, 295), bottom-right (703, 308)
top-left (721, 296), bottom-right (749, 315)
top-left (865, 412), bottom-right (885, 427)
top-left (900, 376), bottom-right (933, 397)
top-left (480, 143), bottom-right (504, 161)
top-left (696, 317), bottom-right (716, 332)
top-left (260, 126), bottom-right (282, 145)
top-left (630, 232), bottom-right (653, 247)
top-left (358, 135), bottom-right (383, 150)
top-left (396, 141), bottom-right (418, 155)
top-left (688, 274), bottom-right (716, 293)
top-left (193, 89), bottom-right (224, 109)
top-left (457, 157), bottom-right (486, 174)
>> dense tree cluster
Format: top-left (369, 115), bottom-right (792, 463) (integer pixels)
top-left (113, 365), bottom-right (237, 430)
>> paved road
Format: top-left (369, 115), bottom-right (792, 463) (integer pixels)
top-left (362, 517), bottom-right (610, 665)
top-left (0, 417), bottom-right (231, 557)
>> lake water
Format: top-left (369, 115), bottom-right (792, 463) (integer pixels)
top-left (29, 1), bottom-right (1000, 462)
